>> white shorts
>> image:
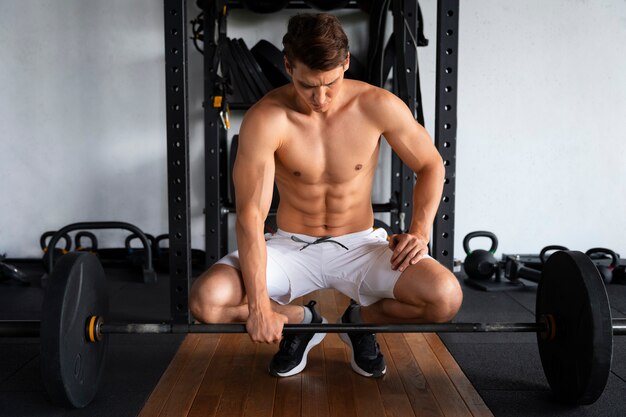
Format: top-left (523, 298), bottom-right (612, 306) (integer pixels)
top-left (216, 228), bottom-right (430, 306)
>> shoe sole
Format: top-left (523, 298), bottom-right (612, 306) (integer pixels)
top-left (338, 330), bottom-right (387, 378)
top-left (270, 318), bottom-right (328, 378)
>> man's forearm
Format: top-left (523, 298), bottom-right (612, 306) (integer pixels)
top-left (408, 161), bottom-right (445, 239)
top-left (235, 213), bottom-right (271, 313)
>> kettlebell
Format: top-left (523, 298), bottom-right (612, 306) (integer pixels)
top-left (539, 245), bottom-right (569, 265)
top-left (75, 231), bottom-right (98, 253)
top-left (40, 231), bottom-right (72, 270)
top-left (154, 234), bottom-right (170, 272)
top-left (462, 231), bottom-right (499, 280)
top-left (585, 247), bottom-right (620, 284)
top-left (125, 233), bottom-right (156, 268)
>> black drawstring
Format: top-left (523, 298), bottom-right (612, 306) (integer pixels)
top-left (291, 235), bottom-right (349, 251)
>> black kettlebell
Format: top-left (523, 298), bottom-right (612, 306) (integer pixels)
top-left (75, 231), bottom-right (98, 253)
top-left (40, 231), bottom-right (72, 270)
top-left (154, 234), bottom-right (170, 272)
top-left (463, 231), bottom-right (499, 280)
top-left (125, 233), bottom-right (156, 268)
top-left (540, 245), bottom-right (569, 265)
top-left (585, 247), bottom-right (620, 284)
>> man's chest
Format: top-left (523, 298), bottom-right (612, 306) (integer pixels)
top-left (275, 124), bottom-right (381, 184)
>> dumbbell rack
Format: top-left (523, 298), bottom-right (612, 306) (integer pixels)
top-left (163, 0), bottom-right (458, 323)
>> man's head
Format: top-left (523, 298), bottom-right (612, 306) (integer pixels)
top-left (282, 13), bottom-right (349, 70)
top-left (282, 14), bottom-right (350, 112)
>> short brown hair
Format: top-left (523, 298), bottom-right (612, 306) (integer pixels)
top-left (282, 13), bottom-right (349, 71)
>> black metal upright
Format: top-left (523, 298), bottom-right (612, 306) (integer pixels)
top-left (390, 0), bottom-right (421, 234)
top-left (432, 0), bottom-right (459, 270)
top-left (164, 0), bottom-right (192, 323)
top-left (204, 2), bottom-right (230, 266)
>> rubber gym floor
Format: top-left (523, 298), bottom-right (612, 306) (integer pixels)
top-left (0, 261), bottom-right (625, 417)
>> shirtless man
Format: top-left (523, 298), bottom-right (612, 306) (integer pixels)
top-left (190, 13), bottom-right (462, 378)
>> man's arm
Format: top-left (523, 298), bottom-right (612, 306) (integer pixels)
top-left (375, 89), bottom-right (446, 271)
top-left (233, 106), bottom-right (288, 343)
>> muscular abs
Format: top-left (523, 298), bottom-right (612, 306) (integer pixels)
top-left (273, 115), bottom-right (382, 237)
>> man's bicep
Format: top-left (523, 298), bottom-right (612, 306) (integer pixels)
top-left (232, 131), bottom-right (277, 216)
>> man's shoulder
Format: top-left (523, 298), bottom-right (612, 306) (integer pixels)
top-left (253, 85), bottom-right (293, 109)
top-left (239, 87), bottom-right (292, 145)
top-left (243, 87), bottom-right (292, 121)
top-left (347, 80), bottom-right (401, 114)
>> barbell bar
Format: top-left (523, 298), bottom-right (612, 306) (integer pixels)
top-left (4, 319), bottom-right (626, 338)
top-left (1, 250), bottom-right (620, 408)
top-left (101, 319), bottom-right (626, 335)
top-left (97, 321), bottom-right (550, 335)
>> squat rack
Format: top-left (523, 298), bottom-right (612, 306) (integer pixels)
top-left (163, 0), bottom-right (458, 323)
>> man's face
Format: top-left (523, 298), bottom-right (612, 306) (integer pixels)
top-left (285, 57), bottom-right (349, 113)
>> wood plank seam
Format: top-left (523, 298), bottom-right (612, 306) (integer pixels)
top-left (187, 334), bottom-right (244, 417)
top-left (376, 334), bottom-right (418, 417)
top-left (158, 334), bottom-right (222, 417)
top-left (383, 332), bottom-right (445, 417)
top-left (404, 333), bottom-right (474, 416)
top-left (242, 342), bottom-right (278, 417)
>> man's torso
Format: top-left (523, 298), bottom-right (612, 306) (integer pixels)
top-left (256, 80), bottom-right (387, 237)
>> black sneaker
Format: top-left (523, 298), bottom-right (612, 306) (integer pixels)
top-left (269, 300), bottom-right (327, 377)
top-left (338, 303), bottom-right (386, 378)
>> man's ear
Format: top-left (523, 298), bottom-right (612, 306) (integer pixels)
top-left (284, 57), bottom-right (293, 77)
top-left (343, 52), bottom-right (350, 73)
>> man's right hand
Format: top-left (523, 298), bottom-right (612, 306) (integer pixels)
top-left (246, 309), bottom-right (289, 344)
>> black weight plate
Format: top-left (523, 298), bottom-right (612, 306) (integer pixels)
top-left (536, 251), bottom-right (612, 405)
top-left (228, 38), bottom-right (263, 100)
top-left (345, 54), bottom-right (367, 82)
top-left (236, 38), bottom-right (274, 94)
top-left (251, 40), bottom-right (290, 88)
top-left (40, 252), bottom-right (108, 408)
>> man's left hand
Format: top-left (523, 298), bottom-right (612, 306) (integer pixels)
top-left (388, 233), bottom-right (429, 272)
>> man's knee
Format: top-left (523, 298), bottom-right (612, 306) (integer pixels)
top-left (397, 260), bottom-right (463, 323)
top-left (189, 264), bottom-right (244, 323)
top-left (425, 270), bottom-right (463, 323)
top-left (188, 277), bottom-right (221, 323)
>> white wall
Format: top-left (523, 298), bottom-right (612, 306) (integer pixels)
top-left (1, 0), bottom-right (624, 261)
top-left (0, 0), bottom-right (169, 256)
top-left (455, 0), bottom-right (626, 258)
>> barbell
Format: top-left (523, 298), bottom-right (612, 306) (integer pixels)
top-left (1, 250), bottom-right (624, 408)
